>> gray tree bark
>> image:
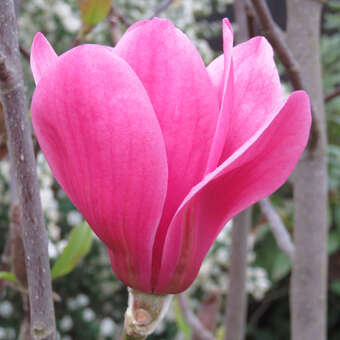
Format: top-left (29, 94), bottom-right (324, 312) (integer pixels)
top-left (287, 1), bottom-right (328, 340)
top-left (0, 1), bottom-right (56, 339)
top-left (224, 209), bottom-right (251, 340)
top-left (224, 3), bottom-right (251, 340)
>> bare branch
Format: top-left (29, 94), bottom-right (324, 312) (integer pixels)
top-left (111, 4), bottom-right (132, 26)
top-left (259, 198), bottom-right (295, 261)
top-left (108, 6), bottom-right (122, 46)
top-left (250, 0), bottom-right (321, 150)
top-left (224, 210), bottom-right (251, 340)
top-left (0, 1), bottom-right (56, 339)
top-left (191, 292), bottom-right (220, 340)
top-left (287, 1), bottom-right (328, 340)
top-left (148, 0), bottom-right (174, 20)
top-left (19, 44), bottom-right (30, 61)
top-left (325, 87), bottom-right (340, 102)
top-left (178, 294), bottom-right (217, 340)
top-left (249, 287), bottom-right (288, 327)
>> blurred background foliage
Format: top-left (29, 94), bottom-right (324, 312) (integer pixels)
top-left (0, 0), bottom-right (339, 339)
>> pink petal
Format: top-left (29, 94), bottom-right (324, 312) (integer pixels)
top-left (220, 36), bottom-right (284, 161)
top-left (206, 19), bottom-right (234, 172)
top-left (30, 33), bottom-right (58, 85)
top-left (31, 44), bottom-right (168, 292)
top-left (206, 19), bottom-right (233, 106)
top-left (155, 91), bottom-right (311, 293)
top-left (114, 18), bottom-right (220, 285)
top-left (207, 54), bottom-right (224, 100)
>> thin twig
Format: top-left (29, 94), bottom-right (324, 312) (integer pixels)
top-left (0, 1), bottom-right (56, 339)
top-left (249, 287), bottom-right (288, 327)
top-left (250, 0), bottom-right (320, 150)
top-left (325, 87), bottom-right (340, 102)
top-left (111, 3), bottom-right (132, 26)
top-left (19, 44), bottom-right (30, 61)
top-left (108, 6), bottom-right (122, 46)
top-left (148, 0), bottom-right (174, 19)
top-left (178, 294), bottom-right (217, 340)
top-left (71, 33), bottom-right (85, 47)
top-left (245, 1), bottom-right (257, 38)
top-left (259, 198), bottom-right (295, 261)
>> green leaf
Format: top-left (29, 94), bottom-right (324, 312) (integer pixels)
top-left (77, 0), bottom-right (111, 27)
top-left (173, 297), bottom-right (191, 340)
top-left (331, 280), bottom-right (340, 296)
top-left (254, 230), bottom-right (291, 282)
top-left (51, 222), bottom-right (93, 279)
top-left (328, 230), bottom-right (340, 255)
top-left (271, 252), bottom-right (291, 282)
top-left (328, 1), bottom-right (340, 11)
top-left (0, 271), bottom-right (17, 284)
top-left (216, 325), bottom-right (225, 340)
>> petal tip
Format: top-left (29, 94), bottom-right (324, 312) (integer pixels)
top-left (32, 31), bottom-right (44, 43)
top-left (222, 18), bottom-right (233, 32)
top-left (125, 17), bottom-right (173, 35)
top-left (31, 32), bottom-right (57, 85)
top-left (290, 90), bottom-right (312, 125)
top-left (238, 35), bottom-right (274, 59)
top-left (222, 18), bottom-right (234, 52)
top-left (31, 32), bottom-right (53, 56)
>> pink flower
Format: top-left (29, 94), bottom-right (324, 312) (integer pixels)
top-left (30, 18), bottom-right (311, 294)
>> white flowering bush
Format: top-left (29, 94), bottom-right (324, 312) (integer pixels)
top-left (192, 224), bottom-right (271, 300)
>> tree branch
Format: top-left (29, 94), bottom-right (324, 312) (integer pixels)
top-left (250, 0), bottom-right (321, 150)
top-left (224, 210), bottom-right (251, 340)
top-left (111, 4), bottom-right (132, 26)
top-left (19, 44), bottom-right (30, 62)
top-left (0, 1), bottom-right (56, 339)
top-left (178, 294), bottom-right (217, 340)
top-left (148, 0), bottom-right (175, 20)
top-left (286, 1), bottom-right (328, 340)
top-left (249, 287), bottom-right (288, 327)
top-left (325, 87), bottom-right (340, 102)
top-left (259, 198), bottom-right (295, 261)
top-left (108, 6), bottom-right (123, 46)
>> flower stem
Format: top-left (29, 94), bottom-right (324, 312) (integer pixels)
top-left (122, 288), bottom-right (173, 339)
top-left (121, 329), bottom-right (146, 340)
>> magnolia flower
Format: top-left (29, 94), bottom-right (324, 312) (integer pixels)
top-left (30, 18), bottom-right (311, 294)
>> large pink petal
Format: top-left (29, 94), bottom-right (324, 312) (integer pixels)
top-left (207, 54), bottom-right (224, 100)
top-left (155, 91), bottom-right (311, 293)
top-left (114, 18), bottom-right (220, 285)
top-left (30, 33), bottom-right (58, 85)
top-left (31, 44), bottom-right (168, 292)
